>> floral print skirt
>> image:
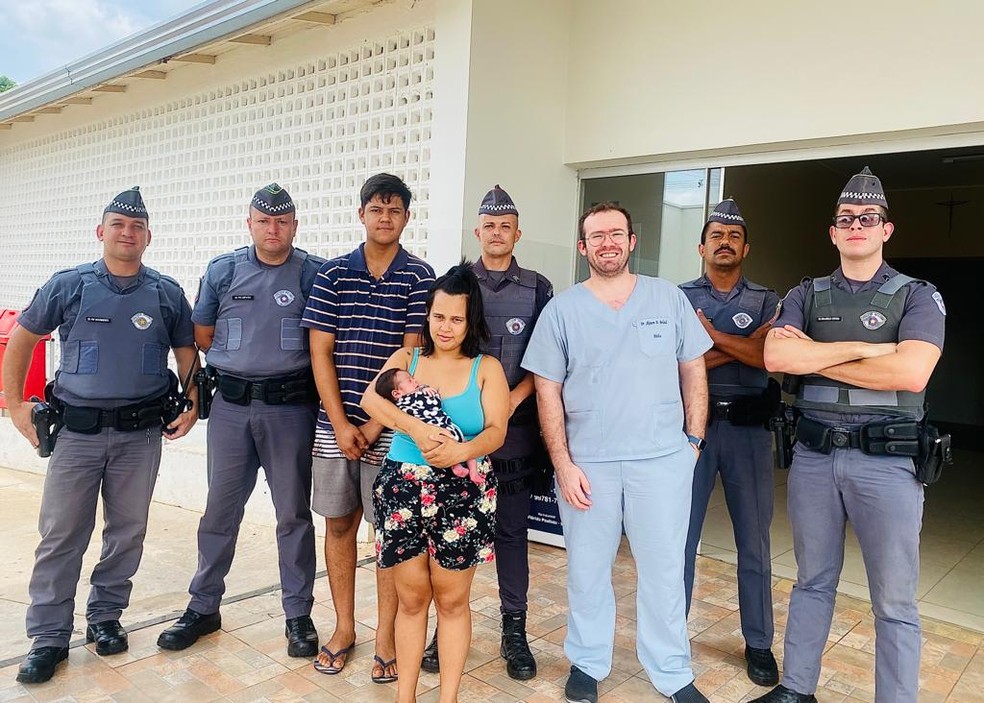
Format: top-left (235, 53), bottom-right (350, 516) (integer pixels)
top-left (373, 456), bottom-right (497, 570)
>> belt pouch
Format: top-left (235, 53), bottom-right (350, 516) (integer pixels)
top-left (62, 404), bottom-right (102, 434)
top-left (216, 375), bottom-right (250, 405)
top-left (795, 418), bottom-right (831, 453)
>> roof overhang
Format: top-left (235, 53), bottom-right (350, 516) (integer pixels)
top-left (0, 0), bottom-right (385, 128)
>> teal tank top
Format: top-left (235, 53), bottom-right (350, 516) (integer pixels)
top-left (387, 349), bottom-right (486, 465)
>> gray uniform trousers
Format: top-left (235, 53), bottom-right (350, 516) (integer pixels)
top-left (684, 420), bottom-right (774, 648)
top-left (493, 467), bottom-right (533, 612)
top-left (782, 444), bottom-right (923, 702)
top-left (188, 394), bottom-right (317, 618)
top-left (27, 427), bottom-right (163, 647)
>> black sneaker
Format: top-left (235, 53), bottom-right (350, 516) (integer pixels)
top-left (564, 665), bottom-right (598, 703)
top-left (671, 681), bottom-right (709, 703)
top-left (749, 685), bottom-right (818, 703)
top-left (285, 615), bottom-right (319, 658)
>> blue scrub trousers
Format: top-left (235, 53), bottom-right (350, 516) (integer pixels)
top-left (556, 447), bottom-right (697, 696)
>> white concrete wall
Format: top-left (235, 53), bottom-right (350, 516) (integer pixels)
top-left (565, 0), bottom-right (984, 167)
top-left (0, 0), bottom-right (441, 311)
top-left (0, 1), bottom-right (440, 531)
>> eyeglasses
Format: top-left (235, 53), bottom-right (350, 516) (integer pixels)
top-left (832, 213), bottom-right (885, 229)
top-left (584, 230), bottom-right (629, 246)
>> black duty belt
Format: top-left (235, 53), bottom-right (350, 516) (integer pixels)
top-left (56, 395), bottom-right (167, 434)
top-left (215, 371), bottom-right (317, 406)
top-left (795, 417), bottom-right (920, 457)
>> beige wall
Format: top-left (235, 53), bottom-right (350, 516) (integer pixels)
top-left (565, 0), bottom-right (984, 167)
top-left (456, 0), bottom-right (579, 290)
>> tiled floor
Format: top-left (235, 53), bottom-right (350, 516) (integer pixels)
top-left (698, 448), bottom-right (984, 633)
top-left (3, 545), bottom-right (984, 701)
top-left (2, 453), bottom-right (984, 701)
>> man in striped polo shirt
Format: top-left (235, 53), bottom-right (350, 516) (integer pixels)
top-left (301, 173), bottom-right (435, 682)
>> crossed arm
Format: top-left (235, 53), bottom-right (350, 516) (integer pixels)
top-left (764, 325), bottom-right (941, 393)
top-left (696, 309), bottom-right (771, 370)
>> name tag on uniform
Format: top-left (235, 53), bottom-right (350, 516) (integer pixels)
top-left (232, 295), bottom-right (254, 301)
top-left (85, 316), bottom-right (111, 323)
top-left (816, 316), bottom-right (841, 322)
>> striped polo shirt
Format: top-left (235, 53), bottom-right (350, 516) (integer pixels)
top-left (301, 243), bottom-right (435, 461)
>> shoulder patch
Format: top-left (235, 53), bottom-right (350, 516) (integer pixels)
top-left (932, 291), bottom-right (946, 315)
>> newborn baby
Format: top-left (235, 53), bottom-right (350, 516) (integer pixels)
top-left (375, 368), bottom-right (483, 484)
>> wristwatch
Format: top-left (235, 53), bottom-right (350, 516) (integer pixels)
top-left (687, 434), bottom-right (707, 452)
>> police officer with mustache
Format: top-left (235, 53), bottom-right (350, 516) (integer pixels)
top-left (680, 198), bottom-right (781, 687)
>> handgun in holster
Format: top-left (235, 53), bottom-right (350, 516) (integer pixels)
top-left (30, 384), bottom-right (63, 458)
top-left (769, 402), bottom-right (797, 470)
top-left (194, 366), bottom-right (216, 420)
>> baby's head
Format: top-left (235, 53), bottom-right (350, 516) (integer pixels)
top-left (375, 368), bottom-right (419, 401)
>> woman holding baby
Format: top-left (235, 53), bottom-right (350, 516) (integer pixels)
top-left (361, 262), bottom-right (509, 703)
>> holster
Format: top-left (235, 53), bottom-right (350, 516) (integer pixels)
top-left (161, 371), bottom-right (193, 433)
top-left (31, 400), bottom-right (63, 458)
top-left (915, 423), bottom-right (952, 486)
top-left (195, 367), bottom-right (216, 419)
top-left (769, 403), bottom-right (797, 469)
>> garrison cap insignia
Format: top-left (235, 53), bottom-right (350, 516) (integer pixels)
top-left (274, 289), bottom-right (295, 307)
top-left (479, 185), bottom-right (519, 216)
top-left (252, 183), bottom-right (296, 215)
top-left (732, 312), bottom-right (753, 329)
top-left (104, 186), bottom-right (149, 221)
top-left (131, 312), bottom-right (154, 330)
top-left (838, 166), bottom-right (888, 209)
top-left (860, 310), bottom-right (887, 330)
top-left (506, 317), bottom-right (526, 335)
top-left (706, 198), bottom-right (746, 228)
top-left (932, 291), bottom-right (946, 315)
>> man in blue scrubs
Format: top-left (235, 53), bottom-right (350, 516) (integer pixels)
top-left (523, 202), bottom-right (712, 703)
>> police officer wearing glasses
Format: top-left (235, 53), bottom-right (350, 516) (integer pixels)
top-left (4, 187), bottom-right (198, 684)
top-left (680, 198), bottom-right (781, 687)
top-left (753, 167), bottom-right (947, 703)
top-left (157, 184), bottom-right (326, 658)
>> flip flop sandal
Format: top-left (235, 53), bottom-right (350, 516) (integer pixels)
top-left (371, 654), bottom-right (398, 684)
top-left (312, 641), bottom-right (356, 675)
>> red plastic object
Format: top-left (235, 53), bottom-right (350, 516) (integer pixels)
top-left (0, 309), bottom-right (50, 409)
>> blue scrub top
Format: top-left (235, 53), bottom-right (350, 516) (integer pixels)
top-left (521, 275), bottom-right (712, 463)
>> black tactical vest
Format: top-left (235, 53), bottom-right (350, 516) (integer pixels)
top-left (476, 264), bottom-right (540, 461)
top-left (795, 273), bottom-right (925, 419)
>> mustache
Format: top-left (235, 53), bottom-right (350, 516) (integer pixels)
top-left (715, 246), bottom-right (736, 255)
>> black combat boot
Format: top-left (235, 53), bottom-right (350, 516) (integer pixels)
top-left (500, 610), bottom-right (536, 680)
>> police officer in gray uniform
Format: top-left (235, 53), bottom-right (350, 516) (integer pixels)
top-left (419, 186), bottom-right (552, 679)
top-left (157, 184), bottom-right (326, 657)
top-left (753, 167), bottom-right (946, 703)
top-left (3, 187), bottom-right (198, 684)
top-left (680, 198), bottom-right (781, 687)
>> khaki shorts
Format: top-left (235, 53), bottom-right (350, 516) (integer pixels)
top-left (312, 456), bottom-right (380, 524)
